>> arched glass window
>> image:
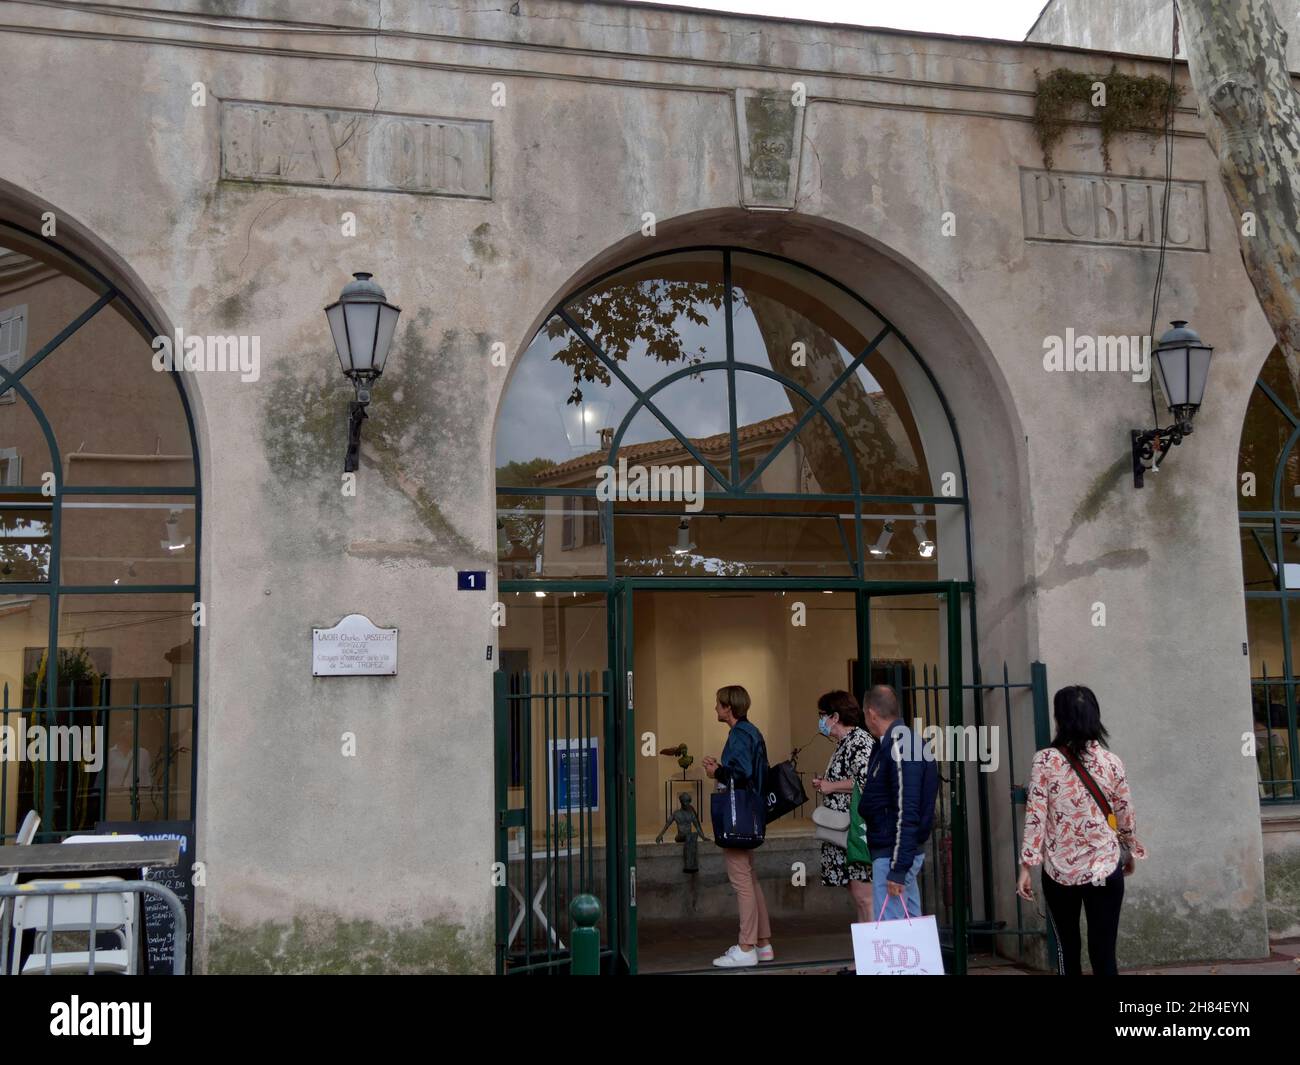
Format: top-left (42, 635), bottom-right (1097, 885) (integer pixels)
top-left (496, 248), bottom-right (968, 582)
top-left (0, 220), bottom-right (199, 842)
top-left (1239, 346), bottom-right (1300, 801)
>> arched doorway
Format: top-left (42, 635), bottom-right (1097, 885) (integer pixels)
top-left (493, 247), bottom-right (971, 973)
top-left (1237, 345), bottom-right (1300, 803)
top-left (0, 215), bottom-right (201, 862)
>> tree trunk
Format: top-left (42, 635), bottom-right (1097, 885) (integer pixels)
top-left (747, 293), bottom-right (918, 495)
top-left (1177, 0), bottom-right (1300, 396)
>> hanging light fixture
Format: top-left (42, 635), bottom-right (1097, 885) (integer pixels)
top-left (557, 398), bottom-right (612, 453)
top-left (672, 518), bottom-right (695, 556)
top-left (913, 520), bottom-right (935, 558)
top-left (869, 521), bottom-right (894, 557)
top-left (1131, 321), bottom-right (1215, 488)
top-left (325, 272), bottom-right (402, 473)
top-left (159, 510), bottom-right (191, 552)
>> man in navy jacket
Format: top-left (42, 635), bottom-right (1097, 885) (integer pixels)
top-left (857, 685), bottom-right (939, 920)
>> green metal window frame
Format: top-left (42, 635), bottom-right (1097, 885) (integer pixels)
top-left (0, 218), bottom-right (202, 843)
top-left (498, 247), bottom-right (977, 589)
top-left (1240, 373), bottom-right (1300, 803)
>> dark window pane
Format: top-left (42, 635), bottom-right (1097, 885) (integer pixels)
top-left (0, 593), bottom-right (49, 841)
top-left (56, 593), bottom-right (195, 825)
top-left (0, 506), bottom-right (52, 582)
top-left (17, 296), bottom-right (194, 488)
top-left (60, 496), bottom-right (195, 587)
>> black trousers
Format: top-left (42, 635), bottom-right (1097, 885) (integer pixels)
top-left (1041, 862), bottom-right (1124, 976)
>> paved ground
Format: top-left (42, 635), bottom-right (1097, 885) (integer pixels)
top-left (638, 916), bottom-right (1300, 975)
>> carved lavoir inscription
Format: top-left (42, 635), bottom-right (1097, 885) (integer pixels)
top-left (1020, 169), bottom-right (1208, 251)
top-left (221, 101), bottom-right (492, 199)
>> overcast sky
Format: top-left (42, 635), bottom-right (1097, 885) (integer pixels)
top-left (645, 0), bottom-right (1049, 40)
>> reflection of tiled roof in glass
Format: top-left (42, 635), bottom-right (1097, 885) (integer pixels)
top-left (537, 412), bottom-right (797, 484)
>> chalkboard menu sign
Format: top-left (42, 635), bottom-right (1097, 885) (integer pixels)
top-left (96, 819), bottom-right (195, 976)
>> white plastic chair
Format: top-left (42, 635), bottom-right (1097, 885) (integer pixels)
top-left (11, 876), bottom-right (136, 975)
top-left (0, 811), bottom-right (40, 974)
top-left (10, 832), bottom-right (146, 975)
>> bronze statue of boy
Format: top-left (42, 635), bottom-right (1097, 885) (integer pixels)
top-left (655, 791), bottom-right (709, 872)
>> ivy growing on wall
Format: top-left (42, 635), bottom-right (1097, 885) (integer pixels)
top-left (1033, 68), bottom-right (1182, 171)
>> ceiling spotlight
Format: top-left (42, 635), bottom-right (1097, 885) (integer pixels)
top-left (672, 519), bottom-right (695, 556)
top-left (869, 521), bottom-right (894, 557)
top-left (534, 590), bottom-right (546, 598)
top-left (914, 521), bottom-right (935, 558)
top-left (160, 511), bottom-right (192, 552)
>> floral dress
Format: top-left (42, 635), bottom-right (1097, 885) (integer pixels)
top-left (819, 726), bottom-right (874, 886)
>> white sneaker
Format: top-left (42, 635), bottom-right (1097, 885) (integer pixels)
top-left (757, 944), bottom-right (775, 963)
top-left (712, 944), bottom-right (759, 968)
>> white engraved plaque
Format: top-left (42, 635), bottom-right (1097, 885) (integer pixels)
top-left (312, 614), bottom-right (398, 676)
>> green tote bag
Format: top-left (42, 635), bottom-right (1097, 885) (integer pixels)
top-left (847, 782), bottom-right (871, 864)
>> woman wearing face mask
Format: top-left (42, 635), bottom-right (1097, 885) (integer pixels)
top-left (810, 690), bottom-right (874, 922)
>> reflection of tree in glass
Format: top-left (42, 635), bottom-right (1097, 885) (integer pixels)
top-left (548, 273), bottom-right (924, 496)
top-left (618, 552), bottom-right (754, 578)
top-left (549, 279), bottom-right (740, 404)
top-left (496, 457), bottom-right (556, 564)
top-left (744, 291), bottom-right (919, 496)
top-left (1239, 348), bottom-right (1300, 512)
top-left (0, 513), bottom-right (51, 581)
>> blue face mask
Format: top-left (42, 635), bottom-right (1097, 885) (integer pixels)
top-left (818, 715), bottom-right (832, 738)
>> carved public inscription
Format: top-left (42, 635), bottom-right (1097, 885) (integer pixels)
top-left (1020, 169), bottom-right (1208, 251)
top-left (220, 101), bottom-right (492, 199)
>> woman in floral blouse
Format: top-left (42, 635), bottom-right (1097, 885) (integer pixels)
top-left (1016, 685), bottom-right (1146, 976)
top-left (811, 690), bottom-right (874, 922)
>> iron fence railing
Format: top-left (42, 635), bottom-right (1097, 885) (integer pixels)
top-left (0, 678), bottom-right (194, 845)
top-left (887, 659), bottom-right (1052, 968)
top-left (1250, 669), bottom-right (1300, 803)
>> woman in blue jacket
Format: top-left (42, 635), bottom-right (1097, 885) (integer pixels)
top-left (702, 684), bottom-right (772, 968)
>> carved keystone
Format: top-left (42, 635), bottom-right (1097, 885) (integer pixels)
top-left (734, 89), bottom-right (805, 210)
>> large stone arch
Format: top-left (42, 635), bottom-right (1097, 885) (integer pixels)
top-left (0, 179), bottom-right (210, 959)
top-left (495, 208), bottom-right (1035, 667)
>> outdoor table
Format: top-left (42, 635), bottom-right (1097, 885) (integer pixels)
top-left (0, 840), bottom-right (180, 874)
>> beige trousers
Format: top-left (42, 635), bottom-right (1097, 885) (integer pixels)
top-left (723, 847), bottom-right (772, 946)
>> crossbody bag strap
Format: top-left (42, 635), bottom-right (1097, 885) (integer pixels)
top-left (1057, 745), bottom-right (1117, 831)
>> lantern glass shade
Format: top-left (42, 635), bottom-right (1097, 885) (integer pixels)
top-left (372, 303), bottom-right (400, 375)
top-left (1155, 347), bottom-right (1187, 408)
top-left (325, 273), bottom-right (401, 379)
top-left (346, 302), bottom-right (381, 373)
top-left (325, 303), bottom-right (350, 376)
top-left (557, 398), bottom-right (612, 452)
top-left (1153, 321), bottom-right (1213, 418)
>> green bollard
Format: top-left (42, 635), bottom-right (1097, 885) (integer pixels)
top-left (569, 894), bottom-right (602, 975)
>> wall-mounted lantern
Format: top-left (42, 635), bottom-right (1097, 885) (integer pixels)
top-left (325, 272), bottom-right (401, 473)
top-left (1131, 321), bottom-right (1215, 488)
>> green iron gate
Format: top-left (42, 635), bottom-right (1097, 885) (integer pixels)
top-left (882, 658), bottom-right (1053, 970)
top-left (493, 668), bottom-right (634, 974)
top-left (493, 633), bottom-right (1051, 975)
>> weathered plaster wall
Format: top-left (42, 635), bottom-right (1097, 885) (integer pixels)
top-left (0, 0), bottom-right (1284, 969)
top-left (1028, 0), bottom-right (1300, 72)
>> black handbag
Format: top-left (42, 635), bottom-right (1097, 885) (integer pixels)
top-left (764, 756), bottom-right (808, 824)
top-left (710, 779), bottom-right (766, 849)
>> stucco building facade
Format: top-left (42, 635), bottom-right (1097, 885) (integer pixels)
top-left (0, 0), bottom-right (1294, 973)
